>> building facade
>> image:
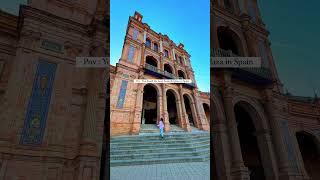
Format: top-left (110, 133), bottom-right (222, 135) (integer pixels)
top-left (212, 0), bottom-right (320, 180)
top-left (110, 12), bottom-right (210, 136)
top-left (0, 0), bottom-right (108, 179)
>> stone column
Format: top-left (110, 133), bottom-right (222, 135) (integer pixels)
top-left (131, 80), bottom-right (144, 134)
top-left (160, 56), bottom-right (164, 71)
top-left (179, 85), bottom-right (191, 132)
top-left (190, 100), bottom-right (198, 126)
top-left (157, 89), bottom-right (163, 125)
top-left (242, 0), bottom-right (249, 15)
top-left (160, 39), bottom-right (163, 53)
top-left (222, 74), bottom-right (249, 179)
top-left (212, 15), bottom-right (220, 50)
top-left (162, 84), bottom-right (170, 132)
top-left (80, 69), bottom-right (99, 155)
top-left (243, 31), bottom-right (257, 57)
top-left (263, 89), bottom-right (292, 180)
top-left (256, 130), bottom-right (279, 180)
top-left (211, 92), bottom-right (232, 180)
top-left (172, 48), bottom-right (176, 60)
top-left (141, 44), bottom-right (146, 66)
top-left (193, 90), bottom-right (209, 131)
top-left (143, 30), bottom-right (147, 43)
top-left (175, 95), bottom-right (184, 128)
top-left (183, 55), bottom-right (187, 66)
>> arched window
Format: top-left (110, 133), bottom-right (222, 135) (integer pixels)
top-left (153, 43), bottom-right (158, 52)
top-left (164, 64), bottom-right (173, 74)
top-left (178, 70), bottom-right (186, 79)
top-left (127, 45), bottom-right (135, 62)
top-left (179, 56), bottom-right (184, 64)
top-left (132, 29), bottom-right (139, 40)
top-left (146, 38), bottom-right (151, 48)
top-left (145, 56), bottom-right (158, 67)
top-left (164, 50), bottom-right (169, 58)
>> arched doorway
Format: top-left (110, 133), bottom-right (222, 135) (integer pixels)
top-left (203, 103), bottom-right (210, 123)
top-left (217, 27), bottom-right (243, 56)
top-left (166, 90), bottom-right (178, 125)
top-left (141, 84), bottom-right (158, 124)
top-left (146, 56), bottom-right (158, 67)
top-left (183, 94), bottom-right (196, 127)
top-left (296, 131), bottom-right (320, 179)
top-left (234, 103), bottom-right (265, 180)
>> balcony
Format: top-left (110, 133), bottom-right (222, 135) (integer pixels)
top-left (212, 48), bottom-right (274, 85)
top-left (144, 64), bottom-right (197, 88)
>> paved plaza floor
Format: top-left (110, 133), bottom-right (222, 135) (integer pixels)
top-left (110, 161), bottom-right (210, 180)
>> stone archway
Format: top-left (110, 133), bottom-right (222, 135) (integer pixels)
top-left (203, 103), bottom-right (210, 123)
top-left (231, 99), bottom-right (278, 180)
top-left (183, 93), bottom-right (197, 128)
top-left (296, 131), bottom-right (320, 179)
top-left (145, 55), bottom-right (158, 68)
top-left (164, 63), bottom-right (174, 74)
top-left (234, 102), bottom-right (266, 180)
top-left (166, 89), bottom-right (179, 125)
top-left (141, 84), bottom-right (160, 124)
top-left (216, 26), bottom-right (246, 56)
top-left (178, 70), bottom-right (186, 79)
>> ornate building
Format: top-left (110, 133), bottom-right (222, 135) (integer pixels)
top-left (212, 0), bottom-right (320, 180)
top-left (0, 0), bottom-right (108, 179)
top-left (110, 12), bottom-right (210, 136)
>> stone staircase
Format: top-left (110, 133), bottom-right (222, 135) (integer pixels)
top-left (139, 124), bottom-right (186, 134)
top-left (110, 131), bottom-right (210, 167)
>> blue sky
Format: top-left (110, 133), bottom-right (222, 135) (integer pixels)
top-left (258, 0), bottom-right (320, 96)
top-left (111, 0), bottom-right (210, 92)
top-left (0, 0), bottom-right (26, 14)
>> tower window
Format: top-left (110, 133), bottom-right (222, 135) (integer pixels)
top-left (153, 43), bottom-right (158, 52)
top-left (132, 29), bottom-right (139, 40)
top-left (128, 45), bottom-right (135, 62)
top-left (164, 50), bottom-right (169, 58)
top-left (179, 56), bottom-right (184, 64)
top-left (146, 38), bottom-right (151, 48)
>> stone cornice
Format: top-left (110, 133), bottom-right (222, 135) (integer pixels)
top-left (19, 5), bottom-right (89, 36)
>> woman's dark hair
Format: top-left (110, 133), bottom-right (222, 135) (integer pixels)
top-left (160, 118), bottom-right (163, 121)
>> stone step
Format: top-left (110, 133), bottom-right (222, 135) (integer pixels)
top-left (139, 129), bottom-right (185, 133)
top-left (111, 140), bottom-right (210, 150)
top-left (111, 133), bottom-right (209, 141)
top-left (110, 136), bottom-right (209, 145)
top-left (110, 144), bottom-right (209, 155)
top-left (139, 125), bottom-right (187, 133)
top-left (110, 130), bottom-right (210, 166)
top-left (110, 156), bottom-right (210, 167)
top-left (110, 149), bottom-right (210, 161)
